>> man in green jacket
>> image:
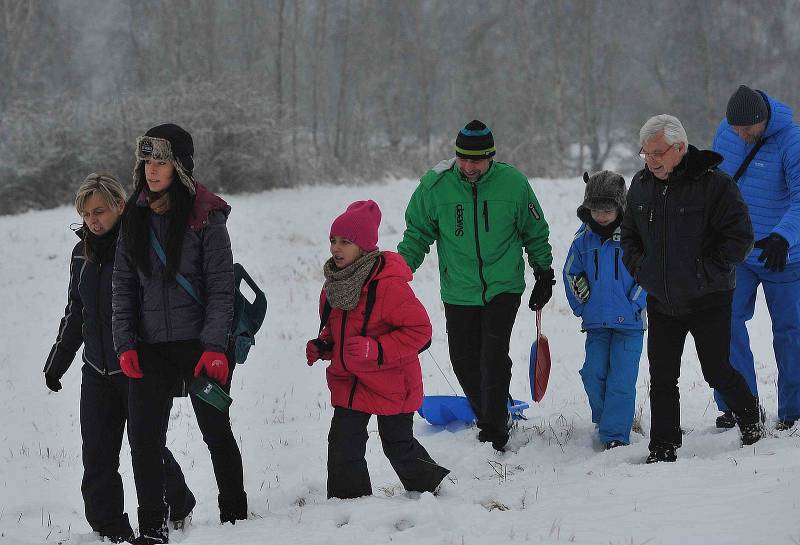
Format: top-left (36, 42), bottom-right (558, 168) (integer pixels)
top-left (398, 120), bottom-right (554, 451)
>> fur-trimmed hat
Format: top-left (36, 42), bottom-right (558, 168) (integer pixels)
top-left (579, 170), bottom-right (626, 212)
top-left (134, 123), bottom-right (196, 195)
top-left (330, 200), bottom-right (382, 252)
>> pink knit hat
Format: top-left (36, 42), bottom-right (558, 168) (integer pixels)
top-left (330, 200), bottom-right (382, 251)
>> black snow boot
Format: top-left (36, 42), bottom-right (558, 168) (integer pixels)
top-left (645, 443), bottom-right (677, 464)
top-left (100, 532), bottom-right (135, 544)
top-left (219, 491), bottom-right (248, 525)
top-left (735, 398), bottom-right (764, 446)
top-left (97, 517), bottom-right (135, 544)
top-left (739, 422), bottom-right (763, 446)
top-left (775, 419), bottom-right (796, 431)
top-left (715, 411), bottom-right (736, 429)
top-left (133, 507), bottom-right (168, 544)
top-left (478, 412), bottom-right (512, 452)
top-left (604, 440), bottom-right (625, 450)
top-left (169, 489), bottom-right (195, 531)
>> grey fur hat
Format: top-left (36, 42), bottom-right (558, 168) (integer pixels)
top-left (579, 170), bottom-right (626, 212)
top-left (133, 123), bottom-right (196, 195)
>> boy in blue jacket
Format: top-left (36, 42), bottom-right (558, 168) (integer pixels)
top-left (563, 171), bottom-right (647, 449)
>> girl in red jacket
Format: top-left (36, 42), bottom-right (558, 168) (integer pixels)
top-left (306, 200), bottom-right (450, 499)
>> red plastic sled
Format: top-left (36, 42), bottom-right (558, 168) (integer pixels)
top-left (529, 310), bottom-right (551, 402)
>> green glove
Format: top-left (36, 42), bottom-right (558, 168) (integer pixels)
top-left (569, 272), bottom-right (590, 303)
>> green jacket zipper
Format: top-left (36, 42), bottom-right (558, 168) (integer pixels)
top-left (471, 183), bottom-right (489, 305)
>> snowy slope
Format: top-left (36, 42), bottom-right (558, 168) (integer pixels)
top-left (0, 176), bottom-right (798, 545)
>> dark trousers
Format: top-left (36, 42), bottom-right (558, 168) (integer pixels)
top-left (647, 295), bottom-right (759, 450)
top-left (80, 366), bottom-right (193, 536)
top-left (127, 340), bottom-right (245, 525)
top-left (327, 407), bottom-right (450, 499)
top-left (444, 292), bottom-right (521, 444)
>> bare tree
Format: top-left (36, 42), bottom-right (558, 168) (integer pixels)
top-left (0, 0), bottom-right (64, 116)
top-left (333, 0), bottom-right (352, 160)
top-left (3, 0), bottom-right (800, 213)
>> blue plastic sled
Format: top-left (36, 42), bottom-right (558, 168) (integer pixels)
top-left (417, 395), bottom-right (529, 426)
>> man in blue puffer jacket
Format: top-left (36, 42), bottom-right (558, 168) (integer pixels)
top-left (712, 85), bottom-right (800, 430)
top-left (564, 171), bottom-right (647, 450)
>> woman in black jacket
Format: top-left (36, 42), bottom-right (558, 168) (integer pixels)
top-left (113, 124), bottom-right (246, 544)
top-left (45, 173), bottom-right (195, 543)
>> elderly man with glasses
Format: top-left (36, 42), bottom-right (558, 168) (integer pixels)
top-left (620, 114), bottom-right (762, 463)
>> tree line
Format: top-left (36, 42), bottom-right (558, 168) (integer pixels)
top-left (1, 0), bottom-right (798, 214)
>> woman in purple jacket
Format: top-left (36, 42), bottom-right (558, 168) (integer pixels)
top-left (113, 124), bottom-right (246, 544)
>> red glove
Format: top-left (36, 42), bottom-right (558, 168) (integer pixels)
top-left (306, 340), bottom-right (321, 366)
top-left (306, 339), bottom-right (333, 366)
top-left (120, 349), bottom-right (143, 379)
top-left (194, 351), bottom-right (229, 385)
top-left (343, 336), bottom-right (380, 366)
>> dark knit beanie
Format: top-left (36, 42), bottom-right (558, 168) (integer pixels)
top-left (579, 171), bottom-right (627, 212)
top-left (134, 123), bottom-right (196, 195)
top-left (726, 85), bottom-right (769, 126)
top-left (455, 120), bottom-right (496, 159)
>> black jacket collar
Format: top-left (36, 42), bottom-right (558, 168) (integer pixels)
top-left (645, 144), bottom-right (723, 183)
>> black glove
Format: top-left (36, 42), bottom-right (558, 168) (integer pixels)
top-left (45, 372), bottom-right (62, 392)
top-left (529, 268), bottom-right (556, 311)
top-left (311, 338), bottom-right (334, 353)
top-left (754, 233), bottom-right (789, 272)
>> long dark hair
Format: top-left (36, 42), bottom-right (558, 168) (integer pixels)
top-left (121, 164), bottom-right (194, 279)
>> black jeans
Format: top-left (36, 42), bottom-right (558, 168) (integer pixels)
top-left (647, 294), bottom-right (759, 450)
top-left (444, 292), bottom-right (521, 445)
top-left (80, 366), bottom-right (193, 536)
top-left (327, 407), bottom-right (450, 499)
top-left (127, 340), bottom-right (245, 524)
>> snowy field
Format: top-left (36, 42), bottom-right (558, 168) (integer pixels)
top-left (1, 176), bottom-right (798, 545)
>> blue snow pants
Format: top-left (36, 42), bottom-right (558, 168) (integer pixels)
top-left (715, 261), bottom-right (800, 423)
top-left (580, 328), bottom-right (644, 444)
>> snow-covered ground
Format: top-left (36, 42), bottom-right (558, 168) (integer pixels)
top-left (1, 176), bottom-right (797, 545)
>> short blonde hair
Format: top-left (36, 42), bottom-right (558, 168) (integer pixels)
top-left (74, 173), bottom-right (127, 216)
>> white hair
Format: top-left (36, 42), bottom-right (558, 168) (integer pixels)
top-left (639, 114), bottom-right (688, 148)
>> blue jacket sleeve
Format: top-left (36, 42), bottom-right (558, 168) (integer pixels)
top-left (711, 123), bottom-right (724, 154)
top-left (773, 127), bottom-right (800, 246)
top-left (44, 244), bottom-right (85, 378)
top-left (562, 235), bottom-right (586, 317)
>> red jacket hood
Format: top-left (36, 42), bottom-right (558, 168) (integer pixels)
top-left (189, 182), bottom-right (231, 231)
top-left (371, 251), bottom-right (413, 283)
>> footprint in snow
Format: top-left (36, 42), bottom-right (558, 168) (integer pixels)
top-left (394, 519), bottom-right (414, 531)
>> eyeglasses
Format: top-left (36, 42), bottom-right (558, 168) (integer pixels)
top-left (639, 144), bottom-right (676, 161)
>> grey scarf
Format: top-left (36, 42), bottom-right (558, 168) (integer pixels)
top-left (323, 250), bottom-right (381, 310)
